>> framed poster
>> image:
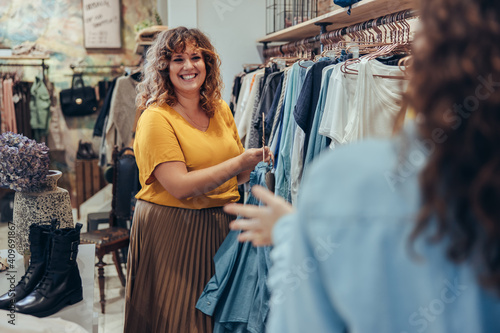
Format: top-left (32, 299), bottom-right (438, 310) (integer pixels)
top-left (82, 0), bottom-right (122, 48)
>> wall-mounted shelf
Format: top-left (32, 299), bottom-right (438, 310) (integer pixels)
top-left (258, 0), bottom-right (416, 43)
top-left (134, 25), bottom-right (168, 56)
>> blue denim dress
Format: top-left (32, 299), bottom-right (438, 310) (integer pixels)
top-left (197, 162), bottom-right (273, 333)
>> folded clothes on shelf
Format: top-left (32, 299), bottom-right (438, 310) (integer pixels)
top-left (12, 41), bottom-right (50, 57)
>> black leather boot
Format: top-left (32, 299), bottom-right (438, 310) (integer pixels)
top-left (76, 140), bottom-right (91, 159)
top-left (0, 222), bottom-right (53, 310)
top-left (84, 142), bottom-right (98, 159)
top-left (15, 223), bottom-right (83, 317)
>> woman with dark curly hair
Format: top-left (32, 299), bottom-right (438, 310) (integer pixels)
top-left (125, 27), bottom-right (270, 333)
top-left (226, 0), bottom-right (500, 332)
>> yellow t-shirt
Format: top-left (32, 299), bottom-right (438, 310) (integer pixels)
top-left (134, 100), bottom-right (245, 209)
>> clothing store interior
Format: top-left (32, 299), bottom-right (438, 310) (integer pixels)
top-left (1, 0), bottom-right (500, 332)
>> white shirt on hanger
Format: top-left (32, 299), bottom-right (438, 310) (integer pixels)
top-left (344, 58), bottom-right (407, 143)
top-left (233, 73), bottom-right (253, 127)
top-left (236, 70), bottom-right (265, 146)
top-left (318, 62), bottom-right (359, 148)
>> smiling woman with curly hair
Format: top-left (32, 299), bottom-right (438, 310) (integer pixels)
top-left (125, 27), bottom-right (271, 333)
top-left (136, 27), bottom-right (223, 117)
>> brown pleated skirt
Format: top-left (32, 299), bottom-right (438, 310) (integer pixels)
top-left (124, 200), bottom-right (231, 333)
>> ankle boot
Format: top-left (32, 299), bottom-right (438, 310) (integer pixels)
top-left (15, 223), bottom-right (83, 317)
top-left (84, 142), bottom-right (98, 159)
top-left (76, 140), bottom-right (91, 159)
top-left (0, 222), bottom-right (54, 310)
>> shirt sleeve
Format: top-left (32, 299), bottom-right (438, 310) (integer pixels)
top-left (267, 212), bottom-right (347, 333)
top-left (134, 108), bottom-right (185, 185)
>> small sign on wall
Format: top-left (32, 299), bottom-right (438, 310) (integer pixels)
top-left (82, 0), bottom-right (122, 49)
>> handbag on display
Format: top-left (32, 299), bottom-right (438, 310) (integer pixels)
top-left (334, 0), bottom-right (362, 14)
top-left (59, 73), bottom-right (98, 116)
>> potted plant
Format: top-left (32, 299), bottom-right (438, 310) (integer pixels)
top-left (0, 132), bottom-right (50, 192)
top-left (0, 132), bottom-right (74, 255)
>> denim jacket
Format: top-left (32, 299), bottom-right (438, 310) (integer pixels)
top-left (197, 162), bottom-right (273, 333)
top-left (267, 123), bottom-right (500, 333)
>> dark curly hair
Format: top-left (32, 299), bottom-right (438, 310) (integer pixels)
top-left (136, 27), bottom-right (223, 117)
top-left (407, 0), bottom-right (500, 292)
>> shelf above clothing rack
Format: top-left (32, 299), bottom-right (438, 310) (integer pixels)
top-left (258, 0), bottom-right (416, 43)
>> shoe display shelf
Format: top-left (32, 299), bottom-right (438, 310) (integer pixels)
top-left (75, 159), bottom-right (105, 220)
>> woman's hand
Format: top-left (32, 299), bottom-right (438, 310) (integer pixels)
top-left (239, 147), bottom-right (272, 172)
top-left (224, 185), bottom-right (295, 246)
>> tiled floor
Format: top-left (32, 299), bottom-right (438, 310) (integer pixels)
top-left (0, 215), bottom-right (126, 333)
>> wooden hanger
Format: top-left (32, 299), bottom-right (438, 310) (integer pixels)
top-left (339, 14), bottom-right (412, 80)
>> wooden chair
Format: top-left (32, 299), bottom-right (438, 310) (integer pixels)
top-left (80, 146), bottom-right (139, 313)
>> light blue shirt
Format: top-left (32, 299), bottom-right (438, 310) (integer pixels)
top-left (275, 61), bottom-right (313, 202)
top-left (267, 124), bottom-right (500, 333)
top-left (303, 63), bottom-right (336, 171)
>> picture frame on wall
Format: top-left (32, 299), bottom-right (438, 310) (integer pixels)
top-left (82, 0), bottom-right (122, 49)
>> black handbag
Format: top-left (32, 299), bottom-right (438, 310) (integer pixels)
top-left (59, 74), bottom-right (98, 116)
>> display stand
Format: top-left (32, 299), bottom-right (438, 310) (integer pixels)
top-left (75, 159), bottom-right (105, 219)
top-left (0, 244), bottom-right (96, 333)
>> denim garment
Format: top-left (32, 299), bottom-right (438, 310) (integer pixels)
top-left (303, 53), bottom-right (352, 170)
top-left (248, 72), bottom-right (284, 149)
top-left (272, 101), bottom-right (286, 167)
top-left (197, 162), bottom-right (273, 333)
top-left (291, 59), bottom-right (336, 204)
top-left (264, 75), bottom-right (284, 145)
top-left (93, 77), bottom-right (118, 137)
top-left (274, 61), bottom-right (313, 202)
top-left (267, 122), bottom-right (500, 333)
top-left (293, 59), bottom-right (335, 157)
top-left (303, 64), bottom-right (336, 170)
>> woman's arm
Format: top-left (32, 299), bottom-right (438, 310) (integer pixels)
top-left (154, 147), bottom-right (271, 200)
top-left (237, 169), bottom-right (252, 185)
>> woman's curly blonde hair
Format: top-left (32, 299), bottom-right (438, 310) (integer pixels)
top-left (136, 27), bottom-right (223, 117)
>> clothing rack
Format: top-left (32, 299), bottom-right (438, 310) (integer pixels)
top-left (70, 64), bottom-right (139, 70)
top-left (242, 63), bottom-right (263, 73)
top-left (262, 9), bottom-right (418, 58)
top-left (68, 63), bottom-right (142, 76)
top-left (0, 56), bottom-right (49, 81)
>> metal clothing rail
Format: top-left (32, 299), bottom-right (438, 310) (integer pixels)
top-left (0, 57), bottom-right (49, 69)
top-left (0, 63), bottom-right (48, 67)
top-left (0, 57), bottom-right (50, 81)
top-left (263, 9), bottom-right (418, 58)
top-left (70, 63), bottom-right (140, 70)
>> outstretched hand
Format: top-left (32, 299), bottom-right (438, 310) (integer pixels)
top-left (224, 185), bottom-right (295, 246)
